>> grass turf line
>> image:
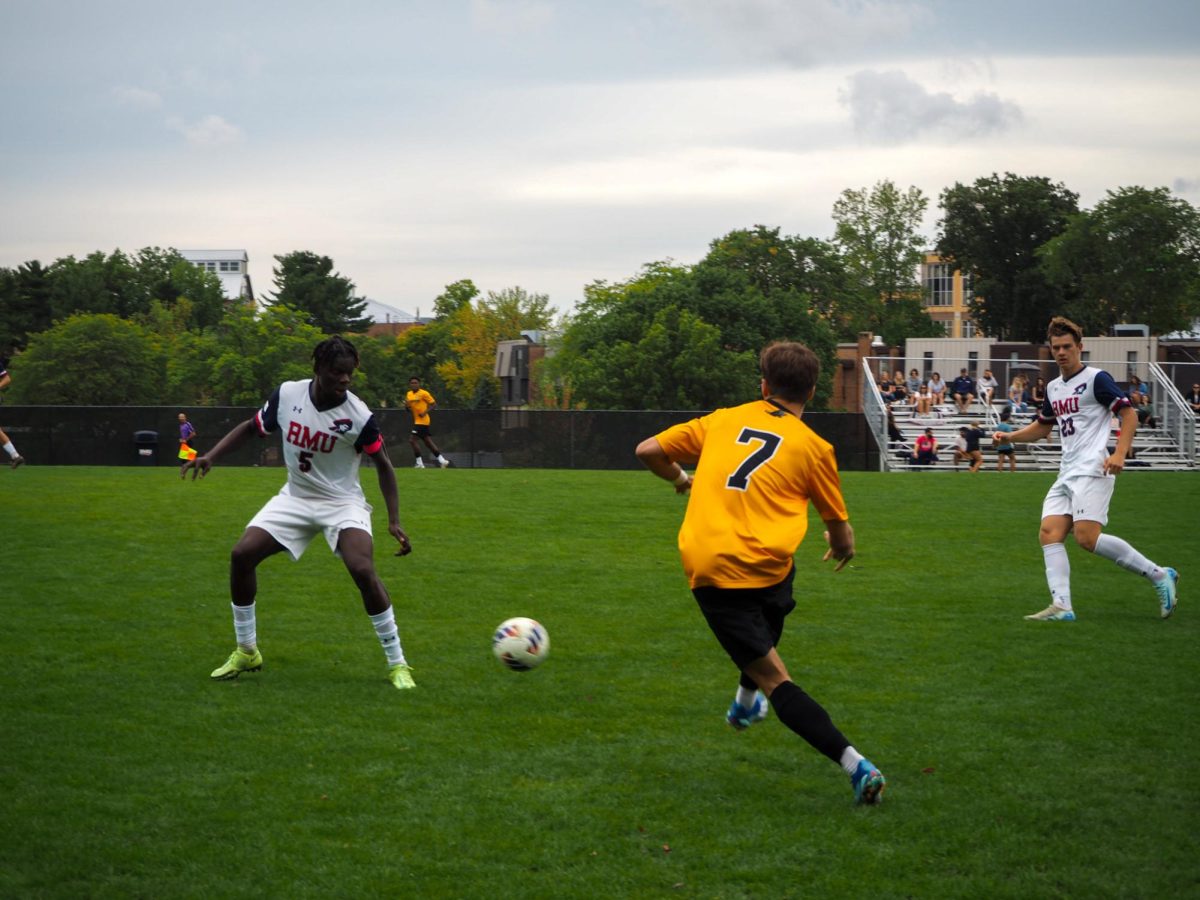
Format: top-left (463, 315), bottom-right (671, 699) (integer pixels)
top-left (1, 467), bottom-right (1196, 898)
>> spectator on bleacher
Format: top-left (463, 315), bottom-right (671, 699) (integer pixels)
top-left (889, 368), bottom-right (908, 406)
top-left (951, 369), bottom-right (976, 414)
top-left (1127, 375), bottom-right (1148, 406)
top-left (877, 372), bottom-right (894, 401)
top-left (1008, 375), bottom-right (1028, 414)
top-left (914, 383), bottom-right (933, 416)
top-left (994, 407), bottom-right (1018, 472)
top-left (1031, 376), bottom-right (1046, 406)
top-left (887, 409), bottom-right (904, 443)
top-left (927, 372), bottom-right (947, 406)
top-left (953, 423), bottom-right (986, 472)
top-left (978, 369), bottom-right (999, 406)
top-left (911, 427), bottom-right (938, 466)
top-left (905, 369), bottom-right (923, 399)
top-left (1187, 383), bottom-right (1200, 414)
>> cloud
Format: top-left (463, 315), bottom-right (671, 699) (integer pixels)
top-left (166, 114), bottom-right (244, 147)
top-left (112, 86), bottom-right (162, 110)
top-left (839, 69), bottom-right (1023, 143)
top-left (470, 0), bottom-right (555, 36)
top-left (655, 0), bottom-right (930, 66)
top-left (1173, 177), bottom-right (1199, 194)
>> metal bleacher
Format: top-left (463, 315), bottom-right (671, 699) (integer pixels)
top-left (864, 359), bottom-right (1197, 473)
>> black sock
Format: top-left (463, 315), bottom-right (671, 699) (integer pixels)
top-left (768, 680), bottom-right (850, 763)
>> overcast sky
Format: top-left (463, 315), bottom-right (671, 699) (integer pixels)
top-left (2, 0), bottom-right (1198, 317)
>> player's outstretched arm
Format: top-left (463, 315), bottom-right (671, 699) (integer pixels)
top-left (635, 437), bottom-right (693, 494)
top-left (1105, 406), bottom-right (1138, 475)
top-left (370, 446), bottom-right (412, 556)
top-left (181, 417), bottom-right (258, 480)
top-left (822, 520), bottom-right (855, 572)
top-left (992, 419), bottom-right (1052, 446)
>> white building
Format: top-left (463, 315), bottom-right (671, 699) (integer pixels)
top-left (179, 249), bottom-right (253, 301)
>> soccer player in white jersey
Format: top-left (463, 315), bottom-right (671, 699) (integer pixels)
top-left (992, 317), bottom-right (1178, 621)
top-left (182, 336), bottom-right (418, 689)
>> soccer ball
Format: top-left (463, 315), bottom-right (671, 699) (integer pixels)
top-left (492, 617), bottom-right (550, 671)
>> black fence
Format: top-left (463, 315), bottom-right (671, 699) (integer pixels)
top-left (0, 406), bottom-right (878, 471)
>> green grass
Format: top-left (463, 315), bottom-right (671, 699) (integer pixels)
top-left (2, 466), bottom-right (1197, 898)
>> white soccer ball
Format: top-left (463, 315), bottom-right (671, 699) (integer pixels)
top-left (492, 617), bottom-right (550, 671)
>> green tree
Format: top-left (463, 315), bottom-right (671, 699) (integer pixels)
top-left (437, 286), bottom-right (556, 408)
top-left (1039, 186), bottom-right (1200, 335)
top-left (46, 250), bottom-right (143, 322)
top-left (937, 172), bottom-right (1079, 341)
top-left (433, 279), bottom-right (480, 318)
top-left (264, 251), bottom-right (371, 334)
top-left (549, 226), bottom-right (840, 410)
top-left (831, 180), bottom-right (942, 342)
top-left (205, 304), bottom-right (326, 406)
top-left (0, 260), bottom-right (54, 352)
top-left (7, 313), bottom-right (165, 404)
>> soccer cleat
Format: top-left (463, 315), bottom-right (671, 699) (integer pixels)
top-left (725, 692), bottom-right (769, 730)
top-left (210, 647), bottom-right (262, 680)
top-left (1024, 605), bottom-right (1076, 622)
top-left (414, 459), bottom-right (425, 469)
top-left (10, 455), bottom-right (23, 469)
top-left (851, 759), bottom-right (886, 805)
top-left (389, 663), bottom-right (416, 690)
top-left (1156, 567), bottom-right (1179, 619)
top-left (438, 457), bottom-right (450, 468)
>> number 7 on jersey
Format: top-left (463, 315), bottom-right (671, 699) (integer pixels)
top-left (726, 428), bottom-right (782, 491)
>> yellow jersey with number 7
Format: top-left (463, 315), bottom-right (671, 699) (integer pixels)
top-left (654, 399), bottom-right (848, 589)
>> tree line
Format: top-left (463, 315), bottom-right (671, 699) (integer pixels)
top-left (2, 174), bottom-right (1196, 410)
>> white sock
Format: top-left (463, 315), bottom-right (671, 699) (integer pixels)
top-left (1042, 543), bottom-right (1073, 610)
top-left (232, 602), bottom-right (257, 650)
top-left (735, 685), bottom-right (758, 710)
top-left (2, 441), bottom-right (17, 459)
top-left (840, 746), bottom-right (865, 776)
top-left (369, 607), bottom-right (406, 666)
top-left (1093, 533), bottom-right (1164, 582)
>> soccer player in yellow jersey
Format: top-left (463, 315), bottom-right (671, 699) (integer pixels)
top-left (636, 341), bottom-right (885, 805)
top-left (405, 376), bottom-right (449, 469)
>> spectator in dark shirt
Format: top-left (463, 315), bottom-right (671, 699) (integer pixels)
top-left (951, 369), bottom-right (976, 414)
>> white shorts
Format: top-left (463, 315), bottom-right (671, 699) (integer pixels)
top-left (1040, 475), bottom-right (1115, 526)
top-left (246, 492), bottom-right (373, 561)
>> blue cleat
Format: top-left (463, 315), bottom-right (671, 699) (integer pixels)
top-left (851, 759), bottom-right (886, 805)
top-left (1156, 567), bottom-right (1179, 619)
top-left (726, 692), bottom-right (769, 730)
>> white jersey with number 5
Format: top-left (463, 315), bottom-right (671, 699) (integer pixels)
top-left (1038, 366), bottom-right (1131, 479)
top-left (255, 379), bottom-right (383, 504)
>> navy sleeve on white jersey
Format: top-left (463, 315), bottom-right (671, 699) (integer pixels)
top-left (256, 387), bottom-right (282, 434)
top-left (354, 414), bottom-right (383, 454)
top-left (1093, 370), bottom-right (1131, 411)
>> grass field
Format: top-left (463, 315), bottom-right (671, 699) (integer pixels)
top-left (2, 465), bottom-right (1197, 899)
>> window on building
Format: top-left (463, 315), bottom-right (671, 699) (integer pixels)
top-left (923, 351), bottom-right (933, 377)
top-left (924, 263), bottom-right (954, 307)
top-left (962, 272), bottom-right (973, 304)
top-left (219, 261), bottom-right (241, 273)
top-left (968, 351), bottom-right (978, 374)
top-left (963, 320), bottom-right (978, 338)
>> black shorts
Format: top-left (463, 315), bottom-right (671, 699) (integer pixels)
top-left (410, 424), bottom-right (432, 438)
top-left (997, 447), bottom-right (1015, 457)
top-left (692, 566), bottom-right (796, 670)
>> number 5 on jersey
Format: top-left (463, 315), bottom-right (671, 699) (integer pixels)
top-left (726, 428), bottom-right (782, 491)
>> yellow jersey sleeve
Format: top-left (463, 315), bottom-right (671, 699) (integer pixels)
top-left (655, 401), bottom-right (848, 589)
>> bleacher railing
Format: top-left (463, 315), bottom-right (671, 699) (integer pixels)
top-left (1149, 361), bottom-right (1196, 461)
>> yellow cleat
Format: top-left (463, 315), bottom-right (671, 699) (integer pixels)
top-left (211, 647), bottom-right (263, 680)
top-left (389, 663), bottom-right (416, 690)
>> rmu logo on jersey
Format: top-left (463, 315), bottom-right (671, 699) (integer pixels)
top-left (329, 418), bottom-right (352, 434)
top-left (1052, 396), bottom-right (1081, 417)
top-left (1073, 383), bottom-right (1087, 395)
top-left (286, 421), bottom-right (339, 453)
